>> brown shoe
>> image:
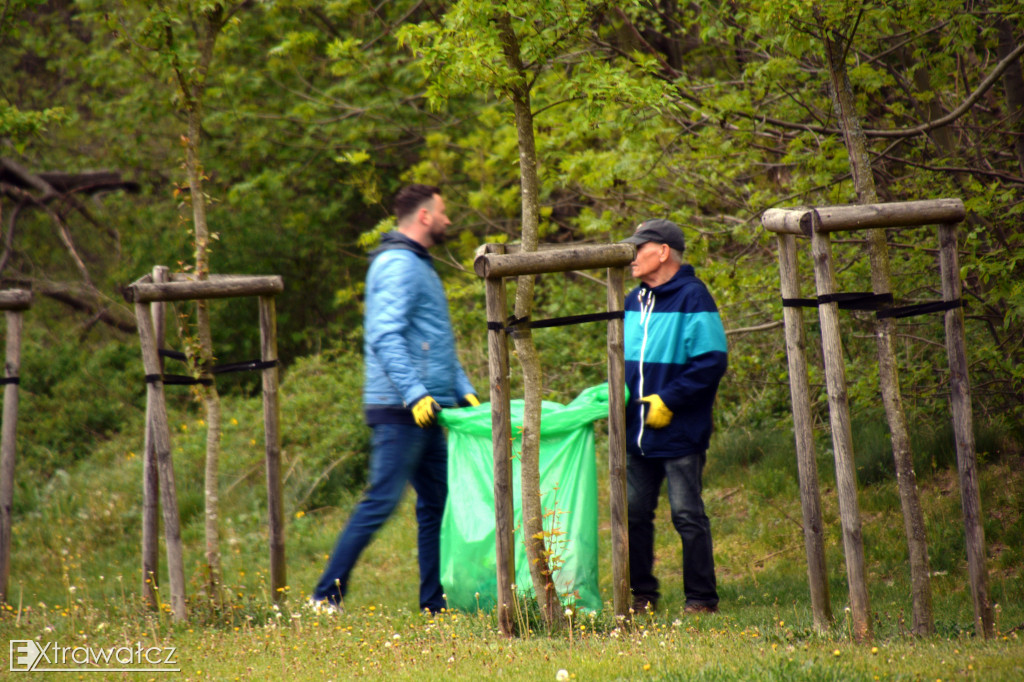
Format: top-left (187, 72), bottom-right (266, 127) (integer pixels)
top-left (631, 596), bottom-right (657, 614)
top-left (684, 603), bottom-right (718, 614)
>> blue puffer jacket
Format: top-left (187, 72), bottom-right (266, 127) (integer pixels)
top-left (624, 265), bottom-right (728, 458)
top-left (362, 232), bottom-right (476, 424)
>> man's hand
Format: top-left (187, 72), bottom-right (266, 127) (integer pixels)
top-left (640, 394), bottom-right (673, 428)
top-left (411, 396), bottom-right (442, 427)
top-left (463, 393), bottom-right (481, 407)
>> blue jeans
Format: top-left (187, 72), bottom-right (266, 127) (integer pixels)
top-left (627, 451), bottom-right (718, 607)
top-left (312, 423), bottom-right (448, 611)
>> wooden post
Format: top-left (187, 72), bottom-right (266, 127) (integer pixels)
top-left (938, 223), bottom-right (994, 638)
top-left (0, 289), bottom-right (31, 604)
top-left (775, 234), bottom-right (832, 631)
top-left (141, 266), bottom-right (168, 609)
top-left (259, 295), bottom-right (286, 602)
top-left (809, 222), bottom-right (872, 643)
top-left (485, 272), bottom-right (515, 637)
top-left (606, 266), bottom-right (630, 619)
top-left (134, 301), bottom-right (187, 622)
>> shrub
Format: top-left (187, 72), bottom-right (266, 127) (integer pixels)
top-left (278, 351), bottom-right (371, 511)
top-left (18, 334), bottom-right (145, 477)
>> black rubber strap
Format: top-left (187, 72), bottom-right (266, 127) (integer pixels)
top-left (876, 299), bottom-right (965, 319)
top-left (159, 348), bottom-right (188, 362)
top-left (144, 356), bottom-right (278, 382)
top-left (782, 293), bottom-right (893, 310)
top-left (212, 359), bottom-right (278, 374)
top-left (487, 311), bottom-right (624, 333)
top-left (145, 373), bottom-right (214, 386)
top-left (530, 311), bottom-right (625, 329)
top-left (818, 292), bottom-right (894, 310)
top-left (0, 377), bottom-right (19, 385)
top-left (781, 298), bottom-right (819, 308)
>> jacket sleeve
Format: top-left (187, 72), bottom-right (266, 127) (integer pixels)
top-left (365, 253), bottom-right (428, 405)
top-left (658, 289), bottom-right (728, 412)
top-left (454, 358), bottom-right (476, 401)
top-left (659, 349), bottom-right (727, 412)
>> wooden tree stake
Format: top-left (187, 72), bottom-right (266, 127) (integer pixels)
top-left (134, 300), bottom-right (188, 622)
top-left (809, 223), bottom-right (872, 643)
top-left (485, 270), bottom-right (515, 637)
top-left (260, 295), bottom-right (286, 602)
top-left (141, 266), bottom-right (168, 609)
top-left (606, 266), bottom-right (630, 619)
top-left (0, 289), bottom-right (31, 604)
top-left (939, 223), bottom-right (994, 638)
top-left (775, 234), bottom-right (832, 631)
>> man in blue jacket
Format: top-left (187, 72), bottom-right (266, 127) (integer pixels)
top-left (312, 184), bottom-right (478, 613)
top-left (621, 219), bottom-right (728, 615)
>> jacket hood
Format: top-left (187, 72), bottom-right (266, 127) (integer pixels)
top-left (638, 264), bottom-right (695, 297)
top-left (369, 231), bottom-right (431, 262)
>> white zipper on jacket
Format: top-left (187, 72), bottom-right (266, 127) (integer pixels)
top-left (636, 287), bottom-right (656, 455)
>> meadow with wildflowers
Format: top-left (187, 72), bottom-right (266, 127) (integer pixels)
top-left (2, 358), bottom-right (1023, 680)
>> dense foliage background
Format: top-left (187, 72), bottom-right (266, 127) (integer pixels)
top-left (3, 0), bottom-right (1023, 492)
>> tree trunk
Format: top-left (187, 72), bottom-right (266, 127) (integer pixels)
top-left (496, 11), bottom-right (563, 632)
top-left (996, 20), bottom-right (1024, 174)
top-left (176, 9), bottom-right (225, 604)
top-left (820, 23), bottom-right (933, 636)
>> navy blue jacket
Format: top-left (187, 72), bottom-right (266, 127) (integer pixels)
top-left (624, 264), bottom-right (728, 458)
top-left (362, 232), bottom-right (475, 425)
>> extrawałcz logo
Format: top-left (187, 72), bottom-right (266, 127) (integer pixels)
top-left (10, 640), bottom-right (179, 673)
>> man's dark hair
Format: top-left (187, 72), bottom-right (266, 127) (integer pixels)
top-left (394, 183), bottom-right (442, 224)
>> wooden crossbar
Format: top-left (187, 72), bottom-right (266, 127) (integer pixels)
top-left (761, 198), bottom-right (965, 235)
top-left (475, 243), bottom-right (634, 278)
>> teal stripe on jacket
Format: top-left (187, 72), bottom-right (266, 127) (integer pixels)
top-left (624, 310), bottom-right (727, 365)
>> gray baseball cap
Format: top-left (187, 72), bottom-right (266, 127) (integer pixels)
top-left (620, 218), bottom-right (685, 251)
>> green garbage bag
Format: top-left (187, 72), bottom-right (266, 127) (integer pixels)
top-left (437, 383), bottom-right (612, 614)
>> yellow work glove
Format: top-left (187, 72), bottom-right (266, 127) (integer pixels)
top-left (463, 393), bottom-right (481, 407)
top-left (411, 396), bottom-right (441, 428)
top-left (640, 394), bottom-right (673, 429)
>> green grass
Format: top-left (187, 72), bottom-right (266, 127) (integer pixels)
top-left (2, 363), bottom-right (1023, 680)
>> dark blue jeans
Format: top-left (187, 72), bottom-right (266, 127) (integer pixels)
top-left (627, 451), bottom-right (718, 607)
top-left (312, 422), bottom-right (448, 612)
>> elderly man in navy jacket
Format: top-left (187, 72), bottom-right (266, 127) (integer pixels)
top-left (312, 184), bottom-right (478, 613)
top-left (621, 219), bottom-right (728, 615)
